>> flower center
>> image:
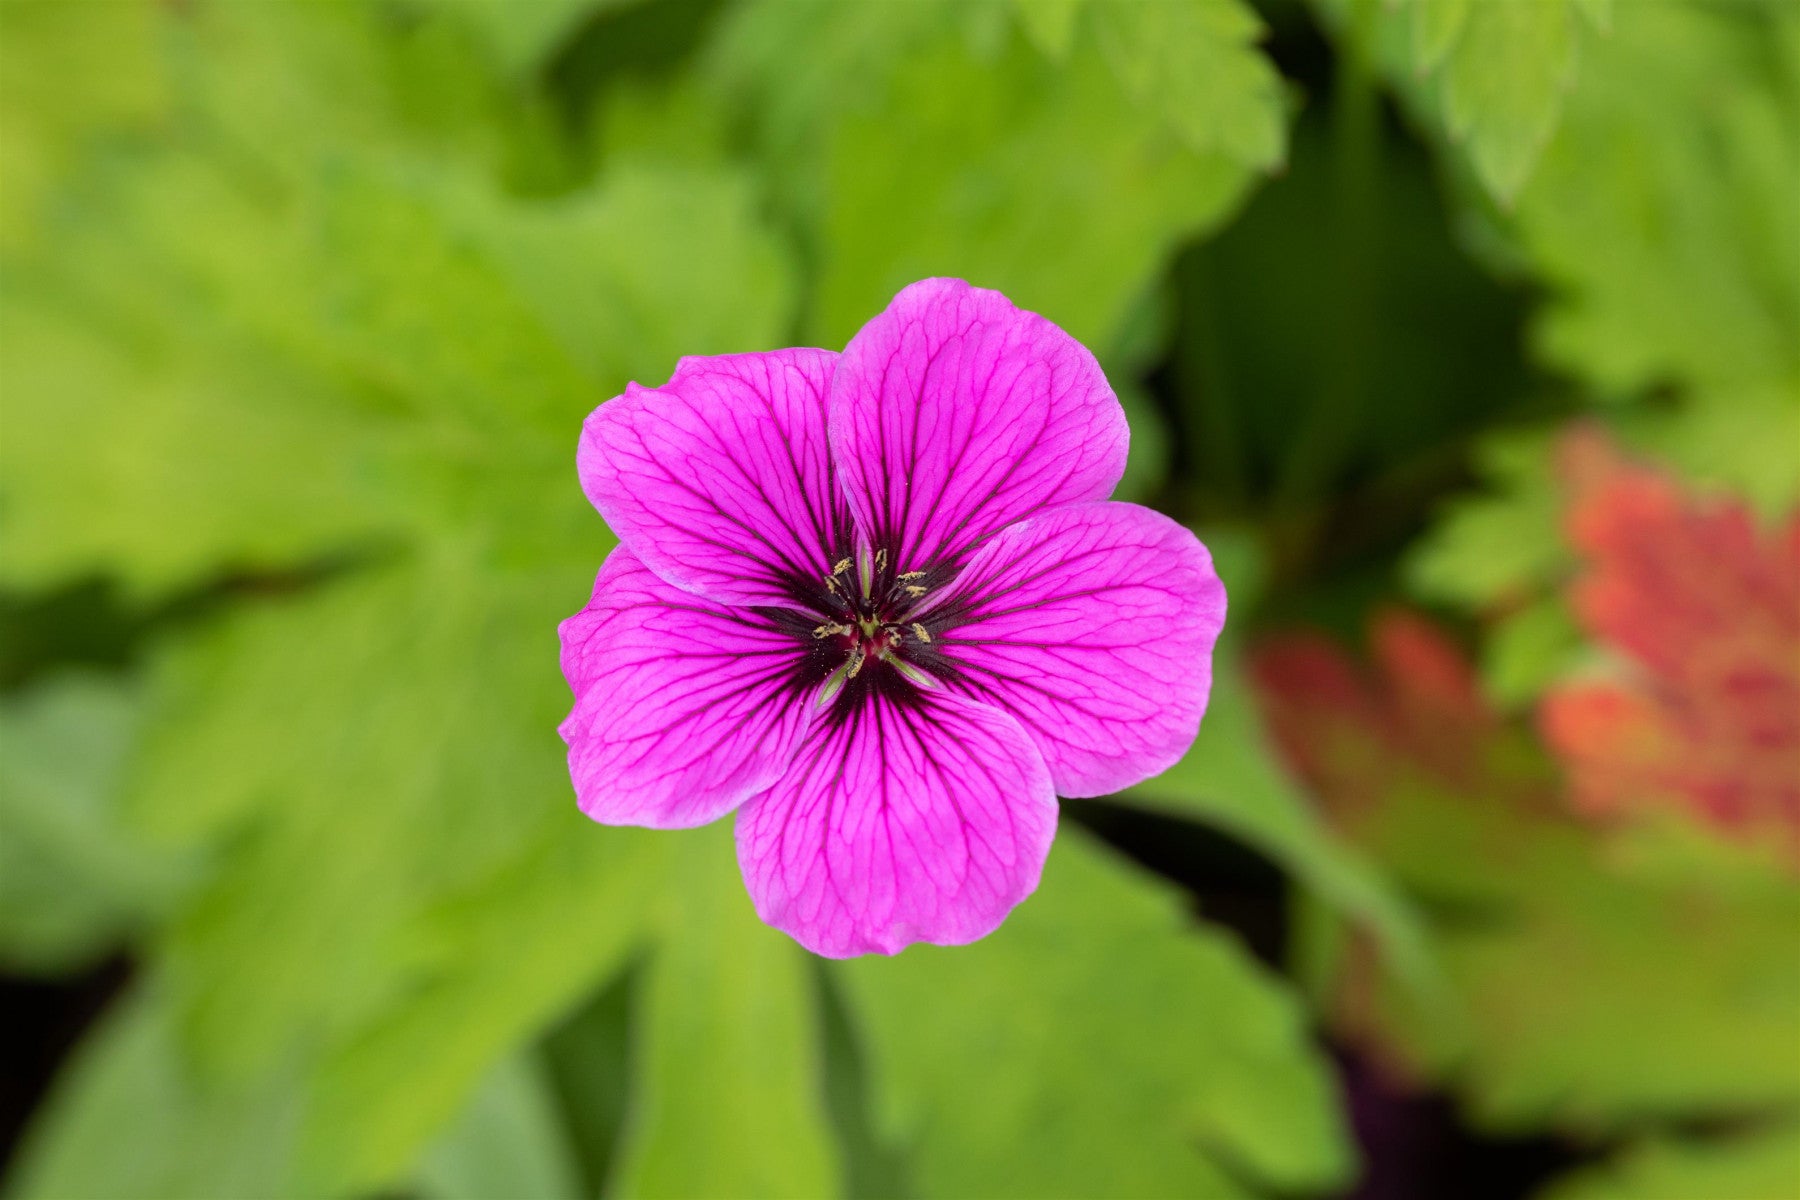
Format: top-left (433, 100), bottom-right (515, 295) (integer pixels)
top-left (803, 548), bottom-right (945, 709)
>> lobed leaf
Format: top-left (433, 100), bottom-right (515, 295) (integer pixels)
top-left (839, 831), bottom-right (1354, 1199)
top-left (0, 674), bottom-right (178, 975)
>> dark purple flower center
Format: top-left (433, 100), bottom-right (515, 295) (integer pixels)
top-left (759, 545), bottom-right (965, 721)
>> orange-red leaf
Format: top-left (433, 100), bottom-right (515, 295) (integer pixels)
top-left (1541, 428), bottom-right (1800, 861)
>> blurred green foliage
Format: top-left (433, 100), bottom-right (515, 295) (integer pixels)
top-left (2, 1), bottom-right (1797, 1198)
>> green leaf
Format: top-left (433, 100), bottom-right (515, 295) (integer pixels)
top-left (6, 986), bottom-right (303, 1200)
top-left (1512, 0), bottom-right (1800, 400)
top-left (1406, 430), bottom-right (1569, 610)
top-left (815, 26), bottom-right (1251, 354)
top-left (0, 673), bottom-right (180, 975)
top-left (1010, 0), bottom-right (1082, 60)
top-left (417, 1052), bottom-right (584, 1200)
top-left (0, 160), bottom-right (405, 596)
top-left (1407, 0), bottom-right (1470, 74)
top-left (1613, 381), bottom-right (1800, 520)
top-left (1349, 0), bottom-right (1610, 203)
top-left (6, 83), bottom-right (797, 1195)
top-left (1128, 649), bottom-right (1440, 1006)
top-left (1354, 792), bottom-right (1800, 1132)
top-left (1541, 1123), bottom-right (1800, 1200)
top-left (0, 0), bottom-right (168, 251)
top-left (840, 831), bottom-right (1354, 1198)
top-left (712, 0), bottom-right (1273, 356)
top-left (540, 974), bottom-right (636, 1198)
top-left (297, 798), bottom-right (668, 1194)
top-left (1089, 0), bottom-right (1286, 172)
top-left (1480, 595), bottom-right (1583, 712)
top-left (1428, 0), bottom-right (1586, 203)
top-left (1, 144), bottom-right (790, 593)
top-left (612, 827), bottom-right (840, 1200)
top-left (416, 0), bottom-right (634, 76)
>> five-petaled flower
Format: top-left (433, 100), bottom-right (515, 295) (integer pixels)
top-left (560, 279), bottom-right (1226, 956)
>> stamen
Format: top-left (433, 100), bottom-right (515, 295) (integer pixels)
top-left (814, 662), bottom-right (850, 709)
top-left (812, 622), bottom-right (851, 639)
top-left (875, 548), bottom-right (888, 571)
top-left (845, 649), bottom-right (865, 679)
top-left (904, 585), bottom-right (926, 598)
top-left (856, 543), bottom-right (874, 594)
top-left (832, 557), bottom-right (851, 577)
top-left (911, 623), bottom-right (932, 643)
top-left (891, 657), bottom-right (938, 689)
top-left (898, 570), bottom-right (927, 581)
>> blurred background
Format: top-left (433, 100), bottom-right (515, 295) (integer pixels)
top-left (1, 0), bottom-right (1796, 1197)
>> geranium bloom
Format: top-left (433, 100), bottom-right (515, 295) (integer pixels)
top-left (560, 279), bottom-right (1226, 956)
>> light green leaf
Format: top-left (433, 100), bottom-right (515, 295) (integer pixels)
top-left (7, 120), bottom-right (797, 1200)
top-left (1010, 0), bottom-right (1083, 60)
top-left (417, 1052), bottom-right (583, 1200)
top-left (297, 805), bottom-right (668, 1194)
top-left (1614, 382), bottom-right (1800, 521)
top-left (1515, 0), bottom-right (1800, 400)
top-left (0, 161), bottom-right (406, 596)
top-left (6, 986), bottom-right (303, 1200)
top-left (1408, 0), bottom-right (1470, 75)
top-left (1406, 430), bottom-right (1569, 610)
top-left (162, 0), bottom-right (516, 191)
top-left (0, 673), bottom-right (179, 975)
top-left (0, 0), bottom-right (167, 251)
top-left (612, 828), bottom-right (840, 1200)
top-left (1356, 792), bottom-right (1800, 1132)
top-left (1129, 649), bottom-right (1439, 1005)
top-left (417, 0), bottom-right (634, 76)
top-left (1435, 0), bottom-right (1583, 203)
top-left (1090, 0), bottom-right (1286, 172)
top-left (814, 25), bottom-right (1252, 354)
top-left (712, 0), bottom-right (1270, 357)
top-left (1, 143), bottom-right (790, 593)
top-left (1374, 0), bottom-right (1609, 202)
top-left (1541, 1123), bottom-right (1800, 1200)
top-left (840, 831), bottom-right (1354, 1199)
top-left (1481, 595), bottom-right (1583, 712)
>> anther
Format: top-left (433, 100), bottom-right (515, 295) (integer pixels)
top-left (911, 623), bottom-right (931, 643)
top-left (832, 557), bottom-right (851, 577)
top-left (898, 570), bottom-right (926, 581)
top-left (904, 585), bottom-right (926, 597)
top-left (845, 649), bottom-right (864, 679)
top-left (812, 622), bottom-right (851, 639)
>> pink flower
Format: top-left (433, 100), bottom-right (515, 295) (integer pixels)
top-left (560, 279), bottom-right (1227, 956)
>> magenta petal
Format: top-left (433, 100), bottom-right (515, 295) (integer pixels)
top-left (735, 691), bottom-right (1058, 957)
top-left (829, 278), bottom-right (1128, 572)
top-left (558, 546), bottom-right (813, 828)
top-left (578, 349), bottom-right (849, 606)
top-left (930, 501), bottom-right (1227, 797)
